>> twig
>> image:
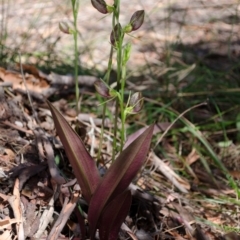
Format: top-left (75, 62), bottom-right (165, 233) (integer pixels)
top-left (47, 192), bottom-right (79, 240)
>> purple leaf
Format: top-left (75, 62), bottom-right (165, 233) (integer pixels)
top-left (124, 126), bottom-right (148, 149)
top-left (99, 190), bottom-right (132, 240)
top-left (47, 101), bottom-right (100, 203)
top-left (124, 123), bottom-right (171, 149)
top-left (88, 124), bottom-right (154, 238)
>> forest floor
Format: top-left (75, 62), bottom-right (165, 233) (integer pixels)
top-left (1, 0), bottom-right (240, 239)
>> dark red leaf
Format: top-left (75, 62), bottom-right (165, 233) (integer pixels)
top-left (47, 101), bottom-right (100, 203)
top-left (88, 124), bottom-right (154, 238)
top-left (99, 190), bottom-right (132, 240)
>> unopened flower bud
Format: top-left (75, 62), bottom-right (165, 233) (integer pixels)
top-left (94, 80), bottom-right (111, 98)
top-left (110, 23), bottom-right (122, 46)
top-left (129, 92), bottom-right (144, 113)
top-left (91, 0), bottom-right (111, 14)
top-left (59, 21), bottom-right (71, 34)
top-left (129, 10), bottom-right (145, 32)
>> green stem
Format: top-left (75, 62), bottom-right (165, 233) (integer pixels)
top-left (72, 0), bottom-right (80, 114)
top-left (113, 39), bottom-right (123, 154)
top-left (119, 95), bottom-right (125, 151)
top-left (112, 101), bottom-right (119, 161)
top-left (98, 5), bottom-right (116, 161)
top-left (112, 0), bottom-right (122, 161)
top-left (116, 38), bottom-right (123, 89)
top-left (114, 0), bottom-right (120, 22)
top-left (119, 63), bottom-right (126, 150)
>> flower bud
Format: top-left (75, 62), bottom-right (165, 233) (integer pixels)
top-left (94, 80), bottom-right (111, 98)
top-left (91, 0), bottom-right (110, 14)
top-left (129, 92), bottom-right (144, 113)
top-left (110, 23), bottom-right (122, 46)
top-left (59, 21), bottom-right (71, 34)
top-left (129, 10), bottom-right (145, 32)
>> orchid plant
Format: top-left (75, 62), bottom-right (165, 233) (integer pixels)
top-left (52, 0), bottom-right (152, 239)
top-left (48, 102), bottom-right (153, 239)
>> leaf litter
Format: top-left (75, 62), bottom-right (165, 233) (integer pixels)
top-left (0, 64), bottom-right (240, 240)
